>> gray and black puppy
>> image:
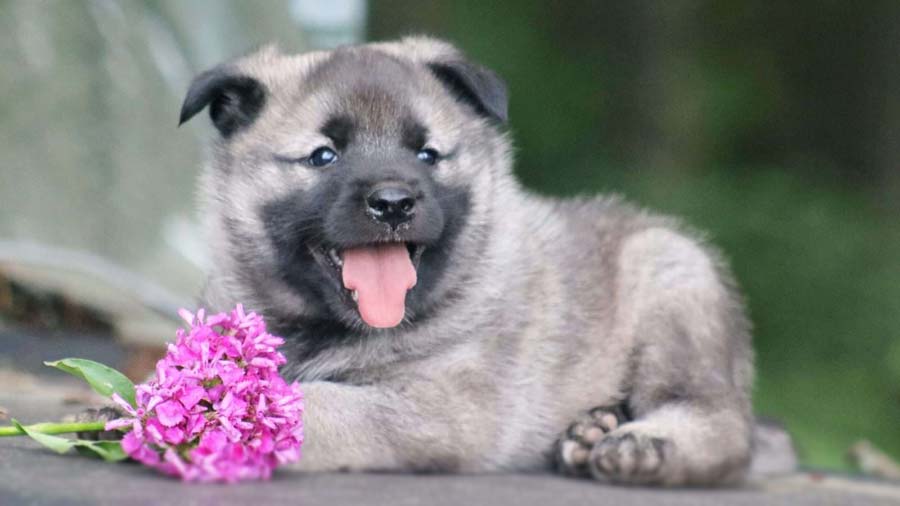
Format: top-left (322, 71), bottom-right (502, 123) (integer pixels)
top-left (178, 37), bottom-right (754, 486)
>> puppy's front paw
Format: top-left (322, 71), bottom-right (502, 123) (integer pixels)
top-left (589, 430), bottom-right (670, 485)
top-left (555, 406), bottom-right (625, 476)
top-left (71, 406), bottom-right (124, 441)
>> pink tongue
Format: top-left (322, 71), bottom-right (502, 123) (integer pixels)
top-left (342, 244), bottom-right (417, 328)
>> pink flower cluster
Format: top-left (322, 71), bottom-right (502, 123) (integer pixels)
top-left (106, 305), bottom-right (304, 483)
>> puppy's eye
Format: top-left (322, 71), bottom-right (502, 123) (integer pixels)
top-left (308, 146), bottom-right (338, 167)
top-left (416, 148), bottom-right (439, 166)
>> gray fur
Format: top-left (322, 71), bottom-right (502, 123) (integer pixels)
top-left (188, 37), bottom-right (754, 486)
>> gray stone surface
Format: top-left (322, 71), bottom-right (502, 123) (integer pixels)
top-left (2, 390), bottom-right (900, 506)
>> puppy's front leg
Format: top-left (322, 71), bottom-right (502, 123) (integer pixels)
top-left (293, 380), bottom-right (478, 472)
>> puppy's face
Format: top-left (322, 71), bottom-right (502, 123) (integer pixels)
top-left (181, 39), bottom-right (511, 331)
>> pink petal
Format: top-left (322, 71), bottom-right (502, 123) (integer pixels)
top-left (120, 431), bottom-right (144, 455)
top-left (145, 419), bottom-right (165, 443)
top-left (163, 448), bottom-right (189, 479)
top-left (163, 426), bottom-right (186, 445)
top-left (195, 428), bottom-right (228, 455)
top-left (155, 400), bottom-right (185, 427)
top-left (179, 384), bottom-right (206, 410)
top-left (110, 392), bottom-right (137, 416)
top-left (217, 416), bottom-right (242, 442)
top-left (104, 417), bottom-right (134, 431)
top-left (145, 395), bottom-right (164, 413)
top-left (177, 308), bottom-right (195, 324)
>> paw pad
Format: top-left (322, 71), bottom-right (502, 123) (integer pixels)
top-left (555, 405), bottom-right (626, 476)
top-left (590, 432), bottom-right (669, 483)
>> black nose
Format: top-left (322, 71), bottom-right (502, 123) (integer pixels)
top-left (366, 186), bottom-right (416, 227)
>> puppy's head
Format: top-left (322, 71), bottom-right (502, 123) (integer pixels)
top-left (181, 37), bottom-right (512, 331)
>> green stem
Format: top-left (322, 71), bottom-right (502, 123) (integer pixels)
top-left (0, 421), bottom-right (106, 437)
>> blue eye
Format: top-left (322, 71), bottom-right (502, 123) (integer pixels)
top-left (309, 147), bottom-right (338, 167)
top-left (417, 148), bottom-right (439, 166)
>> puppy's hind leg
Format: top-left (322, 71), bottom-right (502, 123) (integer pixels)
top-left (588, 228), bottom-right (754, 486)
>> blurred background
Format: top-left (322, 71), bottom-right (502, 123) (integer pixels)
top-left (1, 0), bottom-right (898, 474)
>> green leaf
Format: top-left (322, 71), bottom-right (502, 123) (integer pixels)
top-left (13, 420), bottom-right (128, 462)
top-left (44, 358), bottom-right (136, 407)
top-left (74, 440), bottom-right (128, 462)
top-left (12, 419), bottom-right (75, 454)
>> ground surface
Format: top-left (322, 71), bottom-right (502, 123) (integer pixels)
top-left (2, 330), bottom-right (900, 505)
top-left (5, 387), bottom-right (900, 505)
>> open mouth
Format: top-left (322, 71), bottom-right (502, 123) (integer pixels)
top-left (311, 243), bottom-right (425, 328)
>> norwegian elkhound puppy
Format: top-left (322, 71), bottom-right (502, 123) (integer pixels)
top-left (177, 37), bottom-right (755, 486)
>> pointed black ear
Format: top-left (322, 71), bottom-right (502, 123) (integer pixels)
top-left (178, 65), bottom-right (267, 137)
top-left (427, 60), bottom-right (508, 123)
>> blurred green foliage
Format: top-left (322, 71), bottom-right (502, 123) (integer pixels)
top-left (372, 1), bottom-right (900, 470)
